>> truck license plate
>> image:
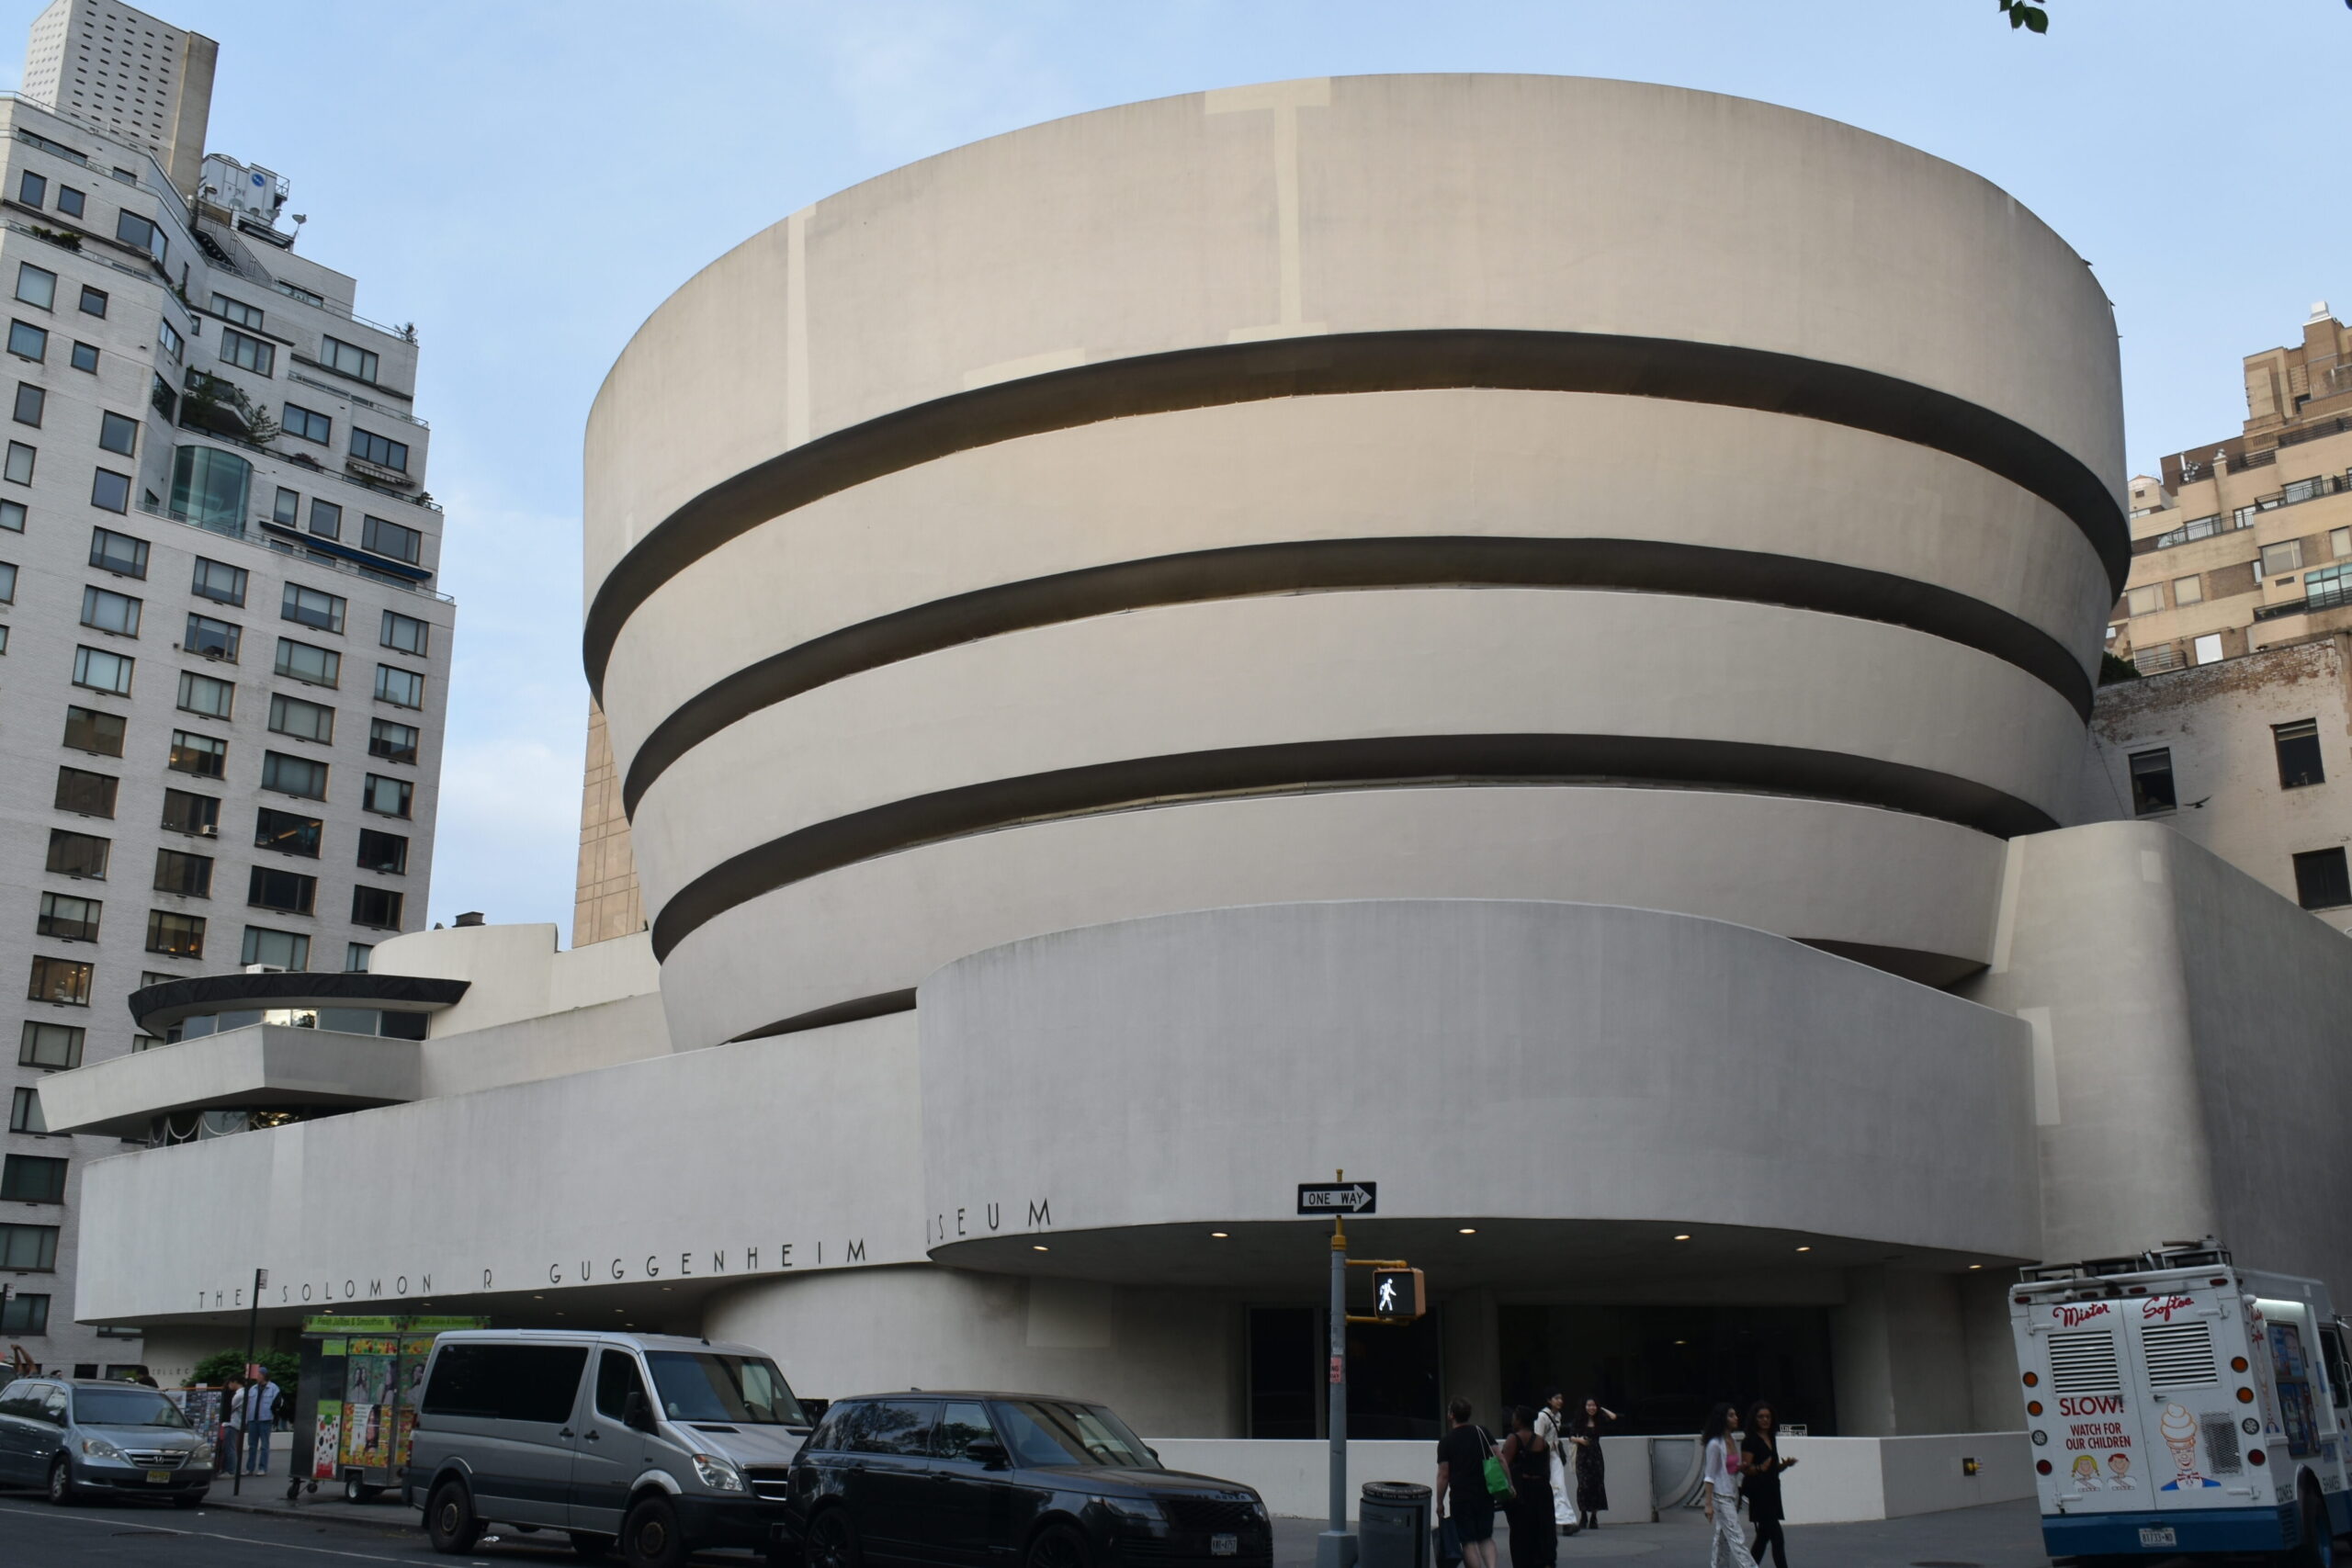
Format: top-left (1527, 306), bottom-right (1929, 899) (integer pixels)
top-left (147, 1470), bottom-right (172, 1483)
top-left (1211, 1535), bottom-right (1238, 1557)
top-left (2139, 1527), bottom-right (2177, 1549)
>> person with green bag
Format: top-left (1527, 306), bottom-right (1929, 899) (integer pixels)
top-left (1436, 1396), bottom-right (1505, 1568)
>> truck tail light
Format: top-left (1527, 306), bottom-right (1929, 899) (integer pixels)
top-left (2248, 1448), bottom-right (2267, 1466)
top-left (2035, 1460), bottom-right (2052, 1475)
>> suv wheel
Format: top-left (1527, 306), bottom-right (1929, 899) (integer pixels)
top-left (426, 1478), bottom-right (484, 1553)
top-left (1027, 1525), bottom-right (1091, 1568)
top-left (622, 1495), bottom-right (687, 1568)
top-left (804, 1507), bottom-right (860, 1568)
top-left (45, 1457), bottom-right (81, 1506)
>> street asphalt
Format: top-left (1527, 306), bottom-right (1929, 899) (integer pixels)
top-left (0, 1488), bottom-right (2086, 1567)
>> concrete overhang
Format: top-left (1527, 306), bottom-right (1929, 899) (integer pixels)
top-left (124, 970), bottom-right (469, 1034)
top-left (39, 1024), bottom-right (424, 1137)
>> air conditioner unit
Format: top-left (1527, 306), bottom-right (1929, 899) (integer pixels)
top-left (242, 964), bottom-right (286, 975)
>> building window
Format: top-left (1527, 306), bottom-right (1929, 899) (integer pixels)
top-left (0, 499), bottom-right (23, 531)
top-left (356, 828), bottom-right (408, 875)
top-left (12, 382), bottom-right (41, 426)
top-left (275, 637), bottom-right (340, 687)
top-left (13, 263), bottom-right (54, 310)
top-left (241, 926), bottom-right (310, 971)
top-left (272, 487), bottom-right (300, 527)
top-left (218, 326), bottom-right (274, 376)
top-left (0, 1224), bottom-right (61, 1270)
top-left (361, 514), bottom-right (421, 565)
top-left (176, 669), bottom-right (235, 721)
top-left (380, 609), bottom-right (429, 656)
top-left (28, 954), bottom-right (94, 1006)
top-left (2123, 584), bottom-right (2163, 616)
top-left (363, 773), bottom-right (413, 818)
top-left (80, 584), bottom-right (141, 636)
top-left (55, 186), bottom-right (82, 219)
top-left (267, 693), bottom-right (334, 745)
top-left (375, 664), bottom-right (424, 708)
top-left (6, 321), bottom-right (46, 366)
top-left (157, 318), bottom-right (182, 361)
top-left (69, 340), bottom-right (97, 373)
top-left (0, 1155), bottom-right (67, 1203)
top-left (183, 612), bottom-right (239, 661)
top-left (153, 848), bottom-right (212, 897)
top-left (191, 556), bottom-right (248, 606)
top-left (2293, 847), bottom-right (2352, 911)
top-left (247, 865), bottom-right (317, 916)
top-left (8, 1086), bottom-right (47, 1134)
top-left (320, 336), bottom-right (379, 383)
top-left (116, 210), bottom-right (164, 265)
top-left (62, 705), bottom-right (125, 756)
top-left (2334, 527), bottom-right (2351, 560)
top-left (88, 525), bottom-right (148, 578)
top-left (89, 466), bottom-right (130, 513)
top-left (16, 171), bottom-right (42, 208)
top-left (97, 410), bottom-right (137, 456)
top-left (2276, 720), bottom-right (2325, 789)
top-left (349, 427), bottom-right (408, 472)
top-left (71, 643), bottom-right (133, 694)
top-left (4, 439), bottom-right (32, 483)
top-left (2308, 564), bottom-right (2352, 615)
top-left (169, 445), bottom-right (252, 534)
top-left (0, 1292), bottom-right (51, 1332)
top-left (282, 582), bottom-right (345, 635)
top-left (0, 558), bottom-right (14, 603)
top-left (254, 807), bottom-right (322, 858)
top-left (351, 885), bottom-right (403, 930)
top-left (2192, 632), bottom-right (2225, 666)
top-left (167, 729), bottom-right (227, 779)
top-left (261, 750), bottom-right (329, 800)
top-left (160, 789), bottom-right (220, 838)
top-left (345, 942), bottom-right (373, 974)
top-left (283, 403), bottom-right (331, 445)
top-left (36, 892), bottom-right (100, 942)
top-left (145, 908), bottom-right (205, 958)
top-left (52, 766), bottom-right (116, 818)
top-left (209, 293), bottom-right (264, 329)
top-left (44, 829), bottom-right (108, 878)
top-left (368, 718), bottom-right (418, 765)
top-left (17, 1021), bottom-right (82, 1071)
top-left (2260, 540), bottom-right (2305, 578)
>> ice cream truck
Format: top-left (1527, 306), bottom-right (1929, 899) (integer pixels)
top-left (2011, 1242), bottom-right (2352, 1562)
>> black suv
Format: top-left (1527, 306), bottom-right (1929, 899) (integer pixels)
top-left (786, 1391), bottom-right (1271, 1568)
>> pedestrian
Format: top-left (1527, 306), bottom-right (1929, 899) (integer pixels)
top-left (219, 1377), bottom-right (243, 1473)
top-left (1435, 1396), bottom-right (1502, 1568)
top-left (1532, 1392), bottom-right (1576, 1534)
top-left (1743, 1402), bottom-right (1798, 1567)
top-left (1498, 1406), bottom-right (1558, 1568)
top-left (1566, 1396), bottom-right (1617, 1529)
top-left (1701, 1402), bottom-right (1758, 1568)
top-left (239, 1371), bottom-right (279, 1479)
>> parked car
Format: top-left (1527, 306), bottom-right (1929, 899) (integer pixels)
top-left (786, 1391), bottom-right (1272, 1568)
top-left (0, 1376), bottom-right (215, 1506)
top-left (406, 1329), bottom-right (809, 1566)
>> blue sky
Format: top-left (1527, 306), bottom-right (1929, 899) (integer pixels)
top-left (7, 1), bottom-right (2345, 937)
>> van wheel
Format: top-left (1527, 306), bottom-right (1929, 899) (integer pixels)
top-left (426, 1479), bottom-right (483, 1553)
top-left (622, 1495), bottom-right (687, 1568)
top-left (2288, 1483), bottom-right (2335, 1568)
top-left (570, 1532), bottom-right (615, 1561)
top-left (804, 1508), bottom-right (861, 1568)
top-left (1028, 1525), bottom-right (1091, 1568)
top-left (45, 1457), bottom-right (83, 1506)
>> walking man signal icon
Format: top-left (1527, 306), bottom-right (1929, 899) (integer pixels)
top-left (1377, 1276), bottom-right (1398, 1314)
top-left (1370, 1267), bottom-right (1425, 1322)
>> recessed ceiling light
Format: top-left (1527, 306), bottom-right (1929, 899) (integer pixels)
top-left (1210, 1232), bottom-right (1229, 1238)
top-left (1673, 1234), bottom-right (1692, 1241)
top-left (1969, 1263), bottom-right (1984, 1270)
top-left (1458, 1227), bottom-right (1477, 1235)
top-left (1032, 1245), bottom-right (1049, 1252)
top-left (1796, 1246), bottom-right (1811, 1253)
top-left (532, 1294), bottom-right (544, 1300)
top-left (1675, 1339), bottom-right (1688, 1346)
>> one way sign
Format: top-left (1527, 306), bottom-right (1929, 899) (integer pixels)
top-left (1297, 1181), bottom-right (1377, 1215)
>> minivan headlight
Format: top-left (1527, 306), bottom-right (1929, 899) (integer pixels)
top-left (690, 1452), bottom-right (745, 1493)
top-left (79, 1437), bottom-right (126, 1461)
top-left (190, 1442), bottom-right (216, 1466)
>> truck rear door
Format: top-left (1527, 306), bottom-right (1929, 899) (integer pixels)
top-left (2125, 1288), bottom-right (2254, 1513)
top-left (2030, 1302), bottom-right (2149, 1517)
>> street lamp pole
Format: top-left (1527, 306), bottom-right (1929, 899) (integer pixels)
top-left (232, 1267), bottom-right (265, 1495)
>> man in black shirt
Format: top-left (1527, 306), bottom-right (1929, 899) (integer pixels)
top-left (1435, 1396), bottom-right (1499, 1567)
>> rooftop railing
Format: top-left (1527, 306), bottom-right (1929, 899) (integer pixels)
top-left (131, 497), bottom-right (454, 604)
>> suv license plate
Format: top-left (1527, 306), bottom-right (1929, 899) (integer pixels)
top-left (1211, 1535), bottom-right (1238, 1557)
top-left (2139, 1527), bottom-right (2177, 1549)
top-left (147, 1470), bottom-right (173, 1483)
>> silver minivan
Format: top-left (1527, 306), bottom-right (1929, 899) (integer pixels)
top-left (0, 1376), bottom-right (216, 1506)
top-left (406, 1329), bottom-right (808, 1566)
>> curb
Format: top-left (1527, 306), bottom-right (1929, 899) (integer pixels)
top-left (198, 1491), bottom-right (415, 1532)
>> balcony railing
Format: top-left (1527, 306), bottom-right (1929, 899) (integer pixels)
top-left (2137, 512), bottom-right (2250, 554)
top-left (288, 368), bottom-right (427, 428)
top-left (131, 498), bottom-right (454, 604)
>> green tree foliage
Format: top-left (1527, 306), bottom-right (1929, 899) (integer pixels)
top-left (2099, 651), bottom-right (2142, 685)
top-left (187, 1347), bottom-right (300, 1408)
top-left (2000, 0), bottom-right (2051, 32)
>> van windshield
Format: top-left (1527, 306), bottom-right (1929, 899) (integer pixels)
top-left (74, 1387), bottom-right (190, 1428)
top-left (644, 1351), bottom-right (807, 1427)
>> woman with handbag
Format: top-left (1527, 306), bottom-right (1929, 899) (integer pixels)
top-left (1701, 1402), bottom-right (1758, 1568)
top-left (1498, 1406), bottom-right (1557, 1568)
top-left (1434, 1397), bottom-right (1503, 1568)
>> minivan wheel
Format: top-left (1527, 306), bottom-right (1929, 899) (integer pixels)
top-left (805, 1508), bottom-right (861, 1568)
top-left (1027, 1524), bottom-right (1091, 1568)
top-left (425, 1479), bottom-right (483, 1553)
top-left (570, 1531), bottom-right (615, 1561)
top-left (45, 1457), bottom-right (82, 1506)
top-left (622, 1495), bottom-right (687, 1568)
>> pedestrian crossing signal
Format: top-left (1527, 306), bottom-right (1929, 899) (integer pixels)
top-left (1371, 1268), bottom-right (1425, 1322)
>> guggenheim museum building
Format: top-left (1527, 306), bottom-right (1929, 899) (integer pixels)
top-left (43, 75), bottom-right (2352, 1451)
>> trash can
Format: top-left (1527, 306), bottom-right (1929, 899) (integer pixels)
top-left (1361, 1481), bottom-right (1431, 1568)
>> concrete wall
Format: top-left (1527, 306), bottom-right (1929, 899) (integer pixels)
top-left (1777, 1432), bottom-right (2033, 1525)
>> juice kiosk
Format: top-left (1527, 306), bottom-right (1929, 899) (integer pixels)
top-left (288, 1314), bottom-right (487, 1503)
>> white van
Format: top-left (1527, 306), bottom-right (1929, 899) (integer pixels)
top-left (2010, 1242), bottom-right (2352, 1563)
top-left (405, 1329), bottom-right (808, 1567)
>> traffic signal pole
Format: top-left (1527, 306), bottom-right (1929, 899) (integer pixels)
top-left (1323, 1202), bottom-right (1349, 1568)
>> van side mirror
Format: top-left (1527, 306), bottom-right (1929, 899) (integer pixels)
top-left (623, 1391), bottom-right (657, 1433)
top-left (965, 1438), bottom-right (1007, 1469)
